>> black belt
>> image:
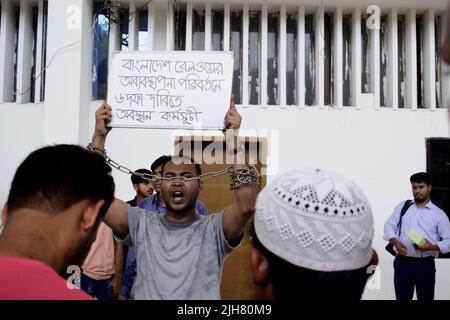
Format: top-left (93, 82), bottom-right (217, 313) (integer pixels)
top-left (396, 255), bottom-right (434, 262)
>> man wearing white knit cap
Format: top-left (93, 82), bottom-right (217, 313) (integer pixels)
top-left (249, 168), bottom-right (378, 300)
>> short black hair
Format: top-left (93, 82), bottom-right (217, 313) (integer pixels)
top-left (131, 168), bottom-right (152, 185)
top-left (7, 144), bottom-right (115, 219)
top-left (161, 155), bottom-right (202, 177)
top-left (150, 155), bottom-right (172, 172)
top-left (248, 222), bottom-right (370, 300)
top-left (410, 172), bottom-right (432, 186)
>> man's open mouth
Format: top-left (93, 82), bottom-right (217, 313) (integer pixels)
top-left (172, 190), bottom-right (184, 203)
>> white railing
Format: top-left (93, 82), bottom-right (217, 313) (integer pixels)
top-left (0, 0), bottom-right (47, 104)
top-left (99, 1), bottom-right (449, 109)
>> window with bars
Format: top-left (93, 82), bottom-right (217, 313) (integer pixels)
top-left (92, 2), bottom-right (110, 100)
top-left (91, 1), bottom-right (447, 110)
top-left (0, 0), bottom-right (47, 103)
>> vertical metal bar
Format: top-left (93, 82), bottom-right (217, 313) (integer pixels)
top-left (441, 14), bottom-right (450, 110)
top-left (185, 2), bottom-right (193, 51)
top-left (16, 0), bottom-right (33, 103)
top-left (279, 6), bottom-right (286, 108)
top-left (166, 1), bottom-right (174, 50)
top-left (315, 6), bottom-right (325, 107)
top-left (242, 4), bottom-right (249, 107)
top-left (297, 6), bottom-right (305, 108)
top-left (128, 1), bottom-right (139, 50)
top-left (334, 7), bottom-right (343, 108)
top-left (108, 13), bottom-right (121, 65)
top-left (371, 12), bottom-right (381, 109)
top-left (0, 0), bottom-right (16, 102)
top-left (424, 10), bottom-right (436, 109)
top-left (388, 9), bottom-right (398, 109)
top-left (205, 3), bottom-right (212, 51)
top-left (405, 9), bottom-right (418, 110)
top-left (351, 8), bottom-right (362, 108)
top-left (147, 1), bottom-right (155, 50)
top-left (260, 4), bottom-right (268, 107)
top-left (34, 0), bottom-right (44, 102)
top-left (223, 3), bottom-right (230, 51)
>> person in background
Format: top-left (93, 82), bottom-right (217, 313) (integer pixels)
top-left (384, 172), bottom-right (450, 300)
top-left (80, 221), bottom-right (123, 300)
top-left (118, 168), bottom-right (153, 300)
top-left (126, 169), bottom-right (154, 207)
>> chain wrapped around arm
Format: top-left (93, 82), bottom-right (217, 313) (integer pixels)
top-left (227, 165), bottom-right (260, 190)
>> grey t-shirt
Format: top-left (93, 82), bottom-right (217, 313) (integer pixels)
top-left (116, 203), bottom-right (239, 300)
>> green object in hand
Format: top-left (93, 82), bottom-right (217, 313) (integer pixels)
top-left (407, 229), bottom-right (427, 247)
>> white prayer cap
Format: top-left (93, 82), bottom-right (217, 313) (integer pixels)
top-left (254, 168), bottom-right (374, 272)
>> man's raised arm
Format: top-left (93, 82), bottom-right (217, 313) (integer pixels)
top-left (222, 97), bottom-right (258, 244)
top-left (90, 103), bottom-right (129, 237)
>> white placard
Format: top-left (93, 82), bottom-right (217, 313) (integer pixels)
top-left (107, 51), bottom-right (233, 130)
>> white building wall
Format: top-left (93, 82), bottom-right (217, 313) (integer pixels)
top-left (44, 0), bottom-right (93, 144)
top-left (1, 0), bottom-right (450, 300)
top-left (0, 103), bottom-right (44, 206)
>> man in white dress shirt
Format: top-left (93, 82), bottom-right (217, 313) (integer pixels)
top-left (384, 172), bottom-right (450, 300)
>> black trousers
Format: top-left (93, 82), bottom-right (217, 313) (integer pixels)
top-left (394, 255), bottom-right (436, 300)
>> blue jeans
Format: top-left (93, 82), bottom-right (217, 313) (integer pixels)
top-left (81, 273), bottom-right (115, 300)
top-left (394, 256), bottom-right (436, 300)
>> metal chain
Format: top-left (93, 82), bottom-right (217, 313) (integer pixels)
top-left (229, 166), bottom-right (260, 190)
top-left (87, 143), bottom-right (157, 181)
top-left (195, 167), bottom-right (234, 182)
top-left (87, 143), bottom-right (260, 187)
top-left (106, 155), bottom-right (157, 181)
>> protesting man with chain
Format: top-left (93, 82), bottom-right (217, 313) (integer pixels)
top-left (89, 97), bottom-right (258, 299)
